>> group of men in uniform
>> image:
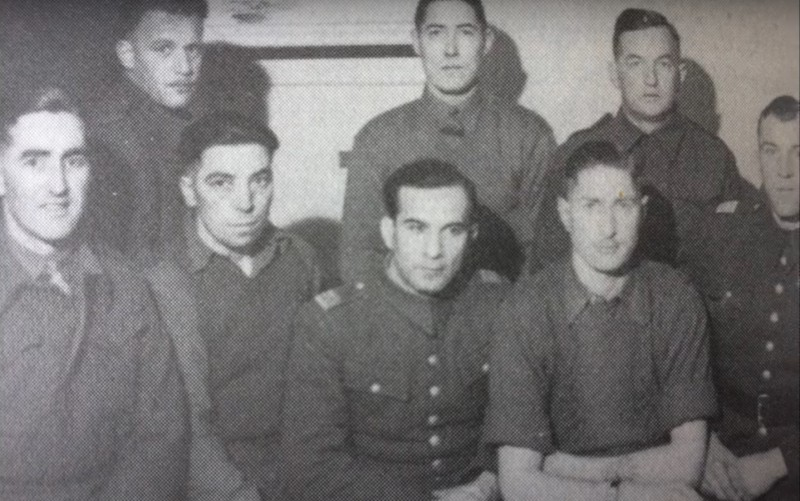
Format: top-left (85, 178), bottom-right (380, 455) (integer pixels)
top-left (0, 0), bottom-right (796, 500)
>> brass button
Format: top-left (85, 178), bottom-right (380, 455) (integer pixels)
top-left (370, 383), bottom-right (381, 393)
top-left (780, 256), bottom-right (788, 266)
top-left (429, 386), bottom-right (441, 397)
top-left (355, 282), bottom-right (365, 290)
top-left (766, 341), bottom-right (775, 352)
top-left (770, 312), bottom-right (779, 323)
top-left (427, 354), bottom-right (439, 366)
top-left (432, 458), bottom-right (442, 469)
top-left (428, 415), bottom-right (439, 426)
top-left (482, 362), bottom-right (490, 373)
top-left (775, 283), bottom-right (785, 294)
top-left (762, 369), bottom-right (772, 381)
top-left (429, 435), bottom-right (441, 447)
top-left (725, 290), bottom-right (733, 298)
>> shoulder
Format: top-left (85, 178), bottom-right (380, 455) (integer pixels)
top-left (92, 245), bottom-right (161, 316)
top-left (491, 97), bottom-right (554, 137)
top-left (679, 116), bottom-right (731, 153)
top-left (354, 99), bottom-right (420, 142)
top-left (276, 229), bottom-right (320, 278)
top-left (461, 269), bottom-right (512, 306)
top-left (636, 261), bottom-right (703, 312)
top-left (555, 114), bottom-right (615, 158)
top-left (302, 280), bottom-right (367, 319)
top-left (701, 185), bottom-right (764, 240)
top-left (504, 261), bottom-right (564, 315)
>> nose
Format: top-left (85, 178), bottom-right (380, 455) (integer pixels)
top-left (444, 31), bottom-right (459, 57)
top-left (173, 50), bottom-right (193, 75)
top-left (597, 206), bottom-right (618, 238)
top-left (233, 183), bottom-right (255, 213)
top-left (424, 231), bottom-right (444, 259)
top-left (778, 152), bottom-right (796, 178)
top-left (644, 63), bottom-right (658, 87)
top-left (48, 164), bottom-right (69, 196)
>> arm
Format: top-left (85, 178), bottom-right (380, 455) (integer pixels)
top-left (100, 288), bottom-right (189, 501)
top-left (544, 420), bottom-right (708, 485)
top-left (281, 309), bottom-right (430, 501)
top-left (339, 127), bottom-right (387, 284)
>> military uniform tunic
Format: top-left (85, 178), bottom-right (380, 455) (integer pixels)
top-left (282, 269), bottom-right (509, 501)
top-left (533, 111), bottom-right (742, 271)
top-left (685, 191), bottom-right (799, 500)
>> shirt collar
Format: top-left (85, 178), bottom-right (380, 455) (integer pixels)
top-left (185, 214), bottom-right (287, 277)
top-left (117, 78), bottom-right (196, 123)
top-left (420, 85), bottom-right (484, 136)
top-left (612, 109), bottom-right (686, 160)
top-left (561, 258), bottom-right (650, 326)
top-left (375, 265), bottom-right (446, 337)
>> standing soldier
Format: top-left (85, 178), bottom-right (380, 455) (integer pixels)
top-left (533, 8), bottom-right (741, 271)
top-left (283, 160), bottom-right (509, 500)
top-left (340, 0), bottom-right (555, 282)
top-left (686, 96), bottom-right (799, 501)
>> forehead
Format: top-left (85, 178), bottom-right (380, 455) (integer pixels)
top-left (570, 165), bottom-right (637, 198)
top-left (396, 185), bottom-right (470, 221)
top-left (130, 10), bottom-right (204, 42)
top-left (617, 26), bottom-right (678, 57)
top-left (4, 111), bottom-right (85, 152)
top-left (759, 115), bottom-right (800, 144)
top-left (421, 0), bottom-right (480, 26)
top-left (197, 143), bottom-right (271, 175)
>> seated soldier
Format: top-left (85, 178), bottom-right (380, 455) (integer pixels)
top-left (488, 141), bottom-right (717, 501)
top-left (686, 96), bottom-right (798, 501)
top-left (147, 112), bottom-right (320, 501)
top-left (282, 159), bottom-right (510, 501)
top-left (0, 87), bottom-right (187, 499)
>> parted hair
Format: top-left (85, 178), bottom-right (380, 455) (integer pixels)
top-left (613, 8), bottom-right (680, 59)
top-left (382, 159), bottom-right (478, 220)
top-left (560, 141), bottom-right (641, 198)
top-left (1, 86), bottom-right (81, 146)
top-left (177, 111), bottom-right (279, 173)
top-left (758, 95), bottom-right (800, 133)
top-left (116, 0), bottom-right (208, 39)
top-left (414, 0), bottom-right (487, 29)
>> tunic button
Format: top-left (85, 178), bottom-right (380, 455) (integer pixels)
top-left (762, 369), bottom-right (772, 381)
top-left (724, 291), bottom-right (733, 299)
top-left (429, 386), bottom-right (441, 397)
top-left (428, 415), bottom-right (439, 426)
top-left (370, 383), bottom-right (381, 393)
top-left (769, 312), bottom-right (779, 323)
top-left (355, 282), bottom-right (365, 290)
top-left (429, 435), bottom-right (441, 447)
top-left (428, 354), bottom-right (439, 366)
top-left (775, 283), bottom-right (784, 295)
top-left (780, 256), bottom-right (788, 266)
top-left (766, 341), bottom-right (775, 352)
top-left (482, 363), bottom-right (490, 373)
top-left (432, 458), bottom-right (442, 469)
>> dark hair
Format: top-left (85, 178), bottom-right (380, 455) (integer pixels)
top-left (1, 87), bottom-right (81, 146)
top-left (560, 141), bottom-right (640, 198)
top-left (758, 95), bottom-right (800, 134)
top-left (177, 112), bottom-right (279, 173)
top-left (383, 159), bottom-right (477, 220)
top-left (116, 0), bottom-right (208, 39)
top-left (613, 8), bottom-right (680, 59)
top-left (414, 0), bottom-right (487, 30)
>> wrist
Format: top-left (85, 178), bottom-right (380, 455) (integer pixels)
top-left (764, 448), bottom-right (788, 481)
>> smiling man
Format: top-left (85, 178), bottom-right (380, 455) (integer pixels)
top-left (0, 87), bottom-right (188, 500)
top-left (488, 141), bottom-right (717, 501)
top-left (685, 96), bottom-right (799, 501)
top-left (146, 112), bottom-right (320, 501)
top-left (283, 159), bottom-right (509, 501)
top-left (341, 0), bottom-right (555, 282)
top-left (86, 0), bottom-right (208, 260)
top-left (533, 8), bottom-right (742, 271)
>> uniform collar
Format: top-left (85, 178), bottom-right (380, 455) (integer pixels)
top-left (420, 85), bottom-right (484, 136)
top-left (561, 258), bottom-right (650, 326)
top-left (612, 109), bottom-right (686, 160)
top-left (115, 78), bottom-right (197, 124)
top-left (184, 214), bottom-right (288, 278)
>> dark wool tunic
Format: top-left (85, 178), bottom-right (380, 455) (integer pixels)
top-left (282, 268), bottom-right (510, 501)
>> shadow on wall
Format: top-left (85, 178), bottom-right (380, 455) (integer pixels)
top-left (679, 58), bottom-right (721, 135)
top-left (196, 43), bottom-right (272, 123)
top-left (284, 218), bottom-right (343, 291)
top-left (479, 26), bottom-right (527, 104)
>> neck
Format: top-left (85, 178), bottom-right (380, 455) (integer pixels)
top-left (4, 209), bottom-right (59, 256)
top-left (427, 83), bottom-right (477, 107)
top-left (772, 211), bottom-right (800, 231)
top-left (571, 253), bottom-right (630, 300)
top-left (622, 106), bottom-right (675, 135)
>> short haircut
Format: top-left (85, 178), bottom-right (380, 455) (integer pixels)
top-left (383, 159), bottom-right (477, 220)
top-left (560, 141), bottom-right (640, 198)
top-left (177, 112), bottom-right (279, 174)
top-left (758, 95), bottom-right (800, 135)
top-left (1, 86), bottom-right (81, 147)
top-left (613, 8), bottom-right (680, 59)
top-left (414, 0), bottom-right (487, 30)
top-left (116, 0), bottom-right (208, 39)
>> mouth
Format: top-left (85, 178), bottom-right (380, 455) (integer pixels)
top-left (168, 82), bottom-right (195, 94)
top-left (40, 201), bottom-right (70, 215)
top-left (594, 242), bottom-right (621, 254)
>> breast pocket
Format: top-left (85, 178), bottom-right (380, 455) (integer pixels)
top-left (343, 366), bottom-right (411, 435)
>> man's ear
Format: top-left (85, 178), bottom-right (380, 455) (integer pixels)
top-left (556, 196), bottom-right (572, 233)
top-left (0, 170), bottom-right (5, 197)
top-left (482, 26), bottom-right (495, 56)
top-left (411, 28), bottom-right (422, 57)
top-left (380, 216), bottom-right (396, 251)
top-left (640, 194), bottom-right (649, 218)
top-left (116, 40), bottom-right (136, 70)
top-left (608, 60), bottom-right (620, 90)
top-left (469, 222), bottom-right (479, 241)
top-left (678, 60), bottom-right (687, 85)
top-left (179, 174), bottom-right (197, 208)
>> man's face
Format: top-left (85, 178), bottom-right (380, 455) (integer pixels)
top-left (0, 111), bottom-right (90, 247)
top-left (180, 143), bottom-right (273, 252)
top-left (558, 166), bottom-right (646, 274)
top-left (412, 0), bottom-right (492, 100)
top-left (611, 26), bottom-right (683, 123)
top-left (381, 185), bottom-right (475, 296)
top-left (759, 115), bottom-right (800, 219)
top-left (117, 10), bottom-right (204, 109)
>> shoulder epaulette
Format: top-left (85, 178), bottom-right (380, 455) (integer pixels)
top-left (715, 200), bottom-right (739, 214)
top-left (477, 269), bottom-right (507, 284)
top-left (314, 289), bottom-right (343, 310)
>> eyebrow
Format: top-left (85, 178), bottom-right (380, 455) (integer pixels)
top-left (63, 147), bottom-right (88, 157)
top-left (19, 149), bottom-right (51, 159)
